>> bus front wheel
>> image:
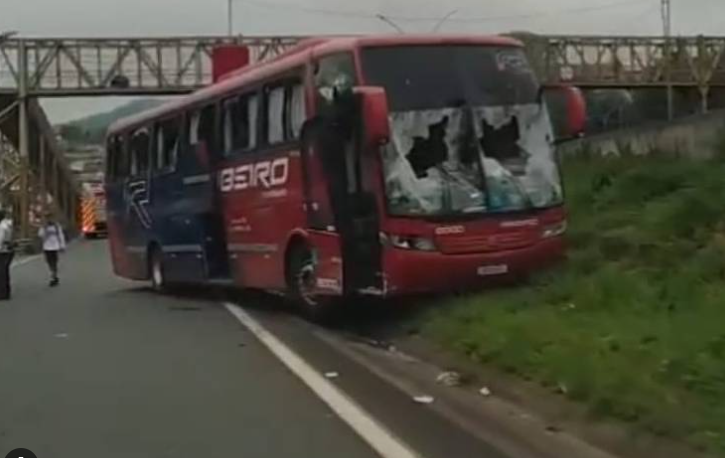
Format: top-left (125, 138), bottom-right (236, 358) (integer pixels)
top-left (150, 247), bottom-right (167, 292)
top-left (287, 245), bottom-right (335, 322)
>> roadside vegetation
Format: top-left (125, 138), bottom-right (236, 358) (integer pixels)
top-left (421, 150), bottom-right (725, 455)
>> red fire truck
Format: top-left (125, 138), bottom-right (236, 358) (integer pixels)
top-left (80, 181), bottom-right (107, 238)
top-left (105, 35), bottom-right (585, 318)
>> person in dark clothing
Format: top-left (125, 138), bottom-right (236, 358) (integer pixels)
top-left (0, 210), bottom-right (15, 300)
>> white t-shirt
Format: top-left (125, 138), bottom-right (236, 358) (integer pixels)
top-left (0, 219), bottom-right (12, 251)
top-left (38, 223), bottom-right (66, 252)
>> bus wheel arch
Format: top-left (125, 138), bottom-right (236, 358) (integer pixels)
top-left (284, 235), bottom-right (335, 322)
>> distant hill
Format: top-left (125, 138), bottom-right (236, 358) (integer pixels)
top-left (58, 98), bottom-right (167, 145)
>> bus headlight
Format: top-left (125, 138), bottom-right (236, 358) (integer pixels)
top-left (542, 221), bottom-right (568, 239)
top-left (409, 237), bottom-right (437, 251)
top-left (381, 233), bottom-right (437, 252)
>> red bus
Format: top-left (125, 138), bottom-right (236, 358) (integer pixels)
top-left (105, 35), bottom-right (585, 318)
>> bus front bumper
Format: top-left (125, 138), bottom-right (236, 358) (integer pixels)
top-left (381, 236), bottom-right (565, 296)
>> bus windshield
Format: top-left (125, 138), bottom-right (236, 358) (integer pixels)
top-left (361, 45), bottom-right (563, 218)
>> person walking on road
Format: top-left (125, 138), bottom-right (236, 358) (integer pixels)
top-left (38, 216), bottom-right (66, 287)
top-left (0, 210), bottom-right (14, 300)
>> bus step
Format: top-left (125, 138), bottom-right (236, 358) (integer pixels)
top-left (207, 278), bottom-right (234, 288)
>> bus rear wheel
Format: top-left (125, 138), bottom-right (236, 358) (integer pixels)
top-left (150, 247), bottom-right (167, 292)
top-left (287, 245), bottom-right (335, 322)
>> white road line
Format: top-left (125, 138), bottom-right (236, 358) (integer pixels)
top-left (223, 303), bottom-right (422, 458)
top-left (12, 254), bottom-right (42, 269)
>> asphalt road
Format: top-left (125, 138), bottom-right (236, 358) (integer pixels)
top-left (0, 241), bottom-right (378, 458)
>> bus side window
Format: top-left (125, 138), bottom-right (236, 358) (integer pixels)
top-left (198, 104), bottom-right (218, 152)
top-left (246, 94), bottom-right (259, 150)
top-left (106, 135), bottom-right (120, 180)
top-left (189, 111), bottom-right (201, 146)
top-left (265, 86), bottom-right (286, 145)
top-left (222, 99), bottom-right (234, 155)
top-left (130, 127), bottom-right (150, 177)
top-left (286, 82), bottom-right (306, 140)
top-left (116, 134), bottom-right (130, 180)
top-left (313, 53), bottom-right (356, 113)
top-left (222, 93), bottom-right (259, 156)
top-left (155, 117), bottom-right (181, 172)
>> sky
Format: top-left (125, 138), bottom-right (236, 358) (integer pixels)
top-left (0, 0), bottom-right (720, 123)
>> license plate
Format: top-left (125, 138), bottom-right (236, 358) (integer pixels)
top-left (477, 265), bottom-right (509, 276)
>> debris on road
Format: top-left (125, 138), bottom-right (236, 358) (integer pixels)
top-left (360, 337), bottom-right (397, 352)
top-left (479, 386), bottom-right (492, 397)
top-left (563, 303), bottom-right (576, 311)
top-left (54, 333), bottom-right (69, 339)
top-left (436, 371), bottom-right (462, 387)
top-left (324, 372), bottom-right (340, 379)
top-left (413, 395), bottom-right (435, 405)
top-left (557, 382), bottom-right (569, 395)
top-left (169, 306), bottom-right (201, 312)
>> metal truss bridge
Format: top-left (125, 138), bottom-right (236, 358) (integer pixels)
top-left (2, 34), bottom-right (724, 240)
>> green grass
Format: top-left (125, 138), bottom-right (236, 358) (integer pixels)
top-left (421, 152), bottom-right (725, 454)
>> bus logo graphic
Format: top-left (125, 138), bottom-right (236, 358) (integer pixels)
top-left (219, 158), bottom-right (289, 193)
top-left (126, 180), bottom-right (151, 229)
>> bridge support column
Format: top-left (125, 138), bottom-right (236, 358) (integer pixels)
top-left (17, 39), bottom-right (30, 242)
top-left (39, 138), bottom-right (47, 218)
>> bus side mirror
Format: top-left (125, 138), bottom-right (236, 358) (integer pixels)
top-left (562, 86), bottom-right (586, 137)
top-left (541, 85), bottom-right (587, 142)
top-left (354, 86), bottom-right (390, 147)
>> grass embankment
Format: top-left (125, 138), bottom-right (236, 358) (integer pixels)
top-left (421, 153), bottom-right (725, 454)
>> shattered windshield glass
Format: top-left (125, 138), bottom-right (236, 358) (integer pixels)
top-left (361, 45), bottom-right (563, 217)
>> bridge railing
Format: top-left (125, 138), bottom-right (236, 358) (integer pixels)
top-left (0, 36), bottom-right (300, 96)
top-left (1, 35), bottom-right (724, 96)
top-left (519, 35), bottom-right (725, 89)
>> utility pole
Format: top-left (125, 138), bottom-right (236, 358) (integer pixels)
top-left (228, 0), bottom-right (234, 36)
top-left (662, 0), bottom-right (674, 120)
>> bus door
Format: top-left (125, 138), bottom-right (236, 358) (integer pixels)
top-left (307, 54), bottom-right (383, 294)
top-left (150, 115), bottom-right (207, 283)
top-left (125, 127), bottom-right (155, 278)
top-left (341, 128), bottom-right (384, 293)
top-left (106, 134), bottom-right (135, 277)
top-left (189, 104), bottom-right (230, 280)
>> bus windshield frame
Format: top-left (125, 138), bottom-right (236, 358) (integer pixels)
top-left (360, 44), bottom-right (564, 219)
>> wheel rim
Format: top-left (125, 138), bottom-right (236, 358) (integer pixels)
top-left (296, 259), bottom-right (318, 307)
top-left (152, 255), bottom-right (163, 289)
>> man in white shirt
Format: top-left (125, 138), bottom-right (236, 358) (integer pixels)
top-left (38, 216), bottom-right (66, 287)
top-left (0, 210), bottom-right (14, 300)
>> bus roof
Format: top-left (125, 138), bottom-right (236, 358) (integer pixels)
top-left (108, 34), bottom-right (522, 135)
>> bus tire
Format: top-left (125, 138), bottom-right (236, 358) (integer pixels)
top-left (150, 246), bottom-right (167, 292)
top-left (287, 244), bottom-right (335, 322)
